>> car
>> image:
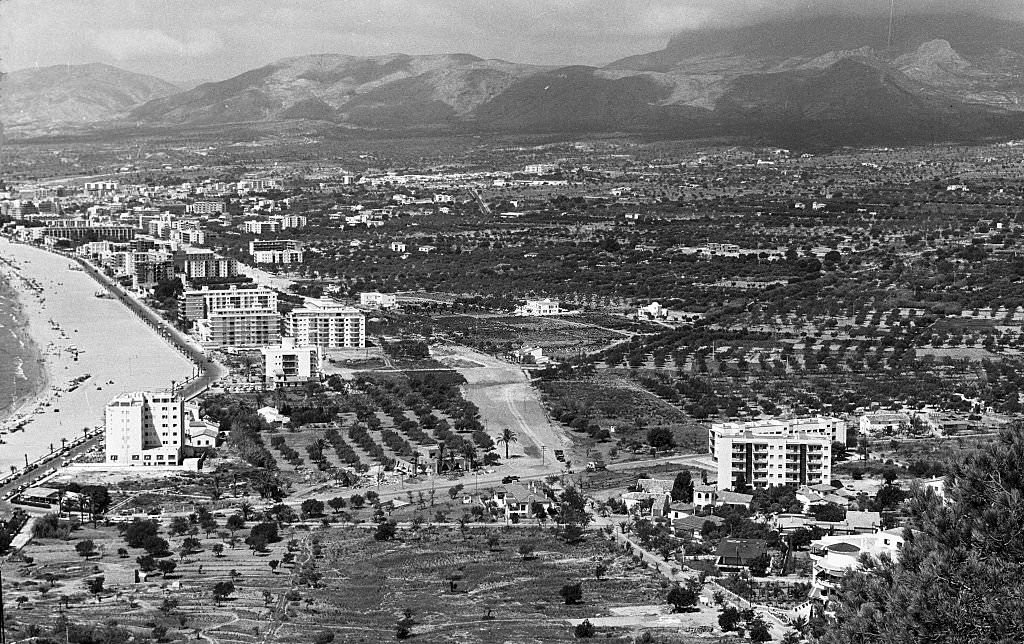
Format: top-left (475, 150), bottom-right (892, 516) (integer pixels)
top-left (501, 476), bottom-right (520, 484)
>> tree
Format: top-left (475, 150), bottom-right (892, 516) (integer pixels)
top-left (211, 543), bottom-right (225, 557)
top-left (75, 539), bottom-right (95, 559)
top-left (824, 421), bottom-right (1024, 643)
top-left (647, 426), bottom-right (675, 450)
top-left (328, 496), bottom-right (347, 513)
top-left (212, 581), bottom-right (235, 604)
top-left (671, 471), bottom-right (694, 502)
top-left (518, 542), bottom-right (535, 560)
top-left (812, 503), bottom-right (846, 523)
top-left (375, 520), bottom-right (398, 541)
top-left (350, 494), bottom-right (365, 509)
top-left (226, 514), bottom-right (245, 533)
top-left (559, 582), bottom-right (583, 605)
top-left (86, 576), bottom-right (105, 602)
top-left (831, 440), bottom-right (847, 461)
top-left (718, 606), bottom-right (741, 632)
top-left (497, 427), bottom-right (518, 460)
top-left (748, 614), bottom-right (772, 643)
top-left (269, 560), bottom-right (280, 574)
top-left (666, 579), bottom-right (702, 612)
top-left (748, 553), bottom-right (771, 577)
top-left (301, 499), bottom-right (325, 518)
top-left (156, 560), bottom-right (177, 576)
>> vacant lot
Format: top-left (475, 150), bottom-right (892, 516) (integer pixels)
top-left (2, 523), bottom-right (720, 643)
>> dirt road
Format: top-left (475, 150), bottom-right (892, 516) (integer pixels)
top-left (434, 345), bottom-right (573, 471)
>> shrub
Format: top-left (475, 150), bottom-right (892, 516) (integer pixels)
top-left (574, 619), bottom-right (596, 638)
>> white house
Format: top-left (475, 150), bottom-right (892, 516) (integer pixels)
top-left (515, 298), bottom-right (562, 316)
top-left (810, 529), bottom-right (905, 600)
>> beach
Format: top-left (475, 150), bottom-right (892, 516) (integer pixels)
top-left (0, 239), bottom-right (194, 474)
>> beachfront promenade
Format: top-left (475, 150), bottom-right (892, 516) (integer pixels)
top-left (66, 252), bottom-right (224, 400)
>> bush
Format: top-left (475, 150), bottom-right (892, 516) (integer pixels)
top-left (574, 619), bottom-right (596, 638)
top-left (560, 582), bottom-right (583, 605)
top-left (313, 631), bottom-right (335, 644)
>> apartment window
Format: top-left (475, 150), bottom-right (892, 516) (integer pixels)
top-left (110, 455), bottom-right (118, 461)
top-left (144, 455), bottom-right (152, 460)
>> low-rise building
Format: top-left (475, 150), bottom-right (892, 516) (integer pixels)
top-left (515, 298), bottom-right (562, 316)
top-left (491, 483), bottom-right (552, 521)
top-left (810, 529), bottom-right (905, 600)
top-left (359, 292), bottom-right (397, 309)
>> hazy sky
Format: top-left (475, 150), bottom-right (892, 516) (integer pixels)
top-left (1, 0), bottom-right (1021, 83)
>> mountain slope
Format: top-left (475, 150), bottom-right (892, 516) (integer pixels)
top-left (129, 53), bottom-right (548, 128)
top-left (0, 63), bottom-right (178, 136)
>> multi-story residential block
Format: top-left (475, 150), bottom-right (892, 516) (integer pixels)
top-left (176, 250), bottom-right (239, 281)
top-left (285, 298), bottom-right (365, 350)
top-left (242, 220), bottom-right (281, 235)
top-left (188, 201), bottom-right (225, 215)
top-left (709, 417), bottom-right (839, 490)
top-left (359, 292), bottom-right (397, 309)
top-left (261, 337), bottom-right (321, 389)
top-left (104, 391), bottom-right (187, 466)
top-left (249, 239), bottom-right (303, 264)
top-left (272, 214), bottom-right (307, 229)
top-left (180, 284), bottom-right (281, 348)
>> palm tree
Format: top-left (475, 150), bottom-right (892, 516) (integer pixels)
top-left (461, 443), bottom-right (477, 471)
top-left (497, 428), bottom-right (518, 460)
top-left (238, 500), bottom-right (253, 521)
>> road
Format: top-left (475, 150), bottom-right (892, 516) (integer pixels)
top-left (433, 344), bottom-right (574, 470)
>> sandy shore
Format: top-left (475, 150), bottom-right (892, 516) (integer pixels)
top-left (0, 239), bottom-right (194, 473)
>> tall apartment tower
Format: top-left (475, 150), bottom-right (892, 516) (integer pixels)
top-left (285, 298), bottom-right (365, 350)
top-left (709, 417), bottom-right (838, 491)
top-left (104, 391), bottom-right (186, 466)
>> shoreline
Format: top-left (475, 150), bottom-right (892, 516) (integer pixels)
top-left (0, 239), bottom-right (196, 473)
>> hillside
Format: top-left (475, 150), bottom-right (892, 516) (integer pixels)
top-left (0, 63), bottom-right (178, 137)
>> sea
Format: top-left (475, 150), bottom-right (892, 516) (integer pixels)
top-left (0, 272), bottom-right (47, 423)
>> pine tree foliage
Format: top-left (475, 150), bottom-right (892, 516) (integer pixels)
top-left (825, 422), bottom-right (1024, 644)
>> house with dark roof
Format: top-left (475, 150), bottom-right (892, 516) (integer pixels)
top-left (673, 514), bottom-right (724, 538)
top-left (715, 538), bottom-right (768, 573)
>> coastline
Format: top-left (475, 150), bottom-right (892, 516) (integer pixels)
top-left (0, 273), bottom-right (49, 425)
top-left (0, 238), bottom-right (195, 473)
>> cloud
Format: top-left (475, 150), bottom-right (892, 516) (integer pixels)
top-left (2, 0), bottom-right (1023, 81)
top-left (92, 28), bottom-right (223, 60)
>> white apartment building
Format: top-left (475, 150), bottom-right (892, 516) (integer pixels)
top-left (242, 220), bottom-right (281, 235)
top-left (181, 285), bottom-right (281, 348)
top-left (359, 292), bottom-right (397, 309)
top-left (188, 201), bottom-right (225, 215)
top-left (516, 298), bottom-right (562, 316)
top-left (104, 391), bottom-right (187, 466)
top-left (285, 298), bottom-right (365, 350)
top-left (523, 163), bottom-right (558, 175)
top-left (261, 337), bottom-right (321, 389)
top-left (249, 239), bottom-right (303, 264)
top-left (272, 214), bottom-right (307, 229)
top-left (709, 417), bottom-right (839, 491)
top-left (810, 530), bottom-right (905, 600)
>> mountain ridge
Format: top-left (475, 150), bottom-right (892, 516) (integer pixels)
top-left (6, 12), bottom-right (1024, 146)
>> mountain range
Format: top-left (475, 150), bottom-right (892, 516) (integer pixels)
top-left (5, 12), bottom-right (1024, 146)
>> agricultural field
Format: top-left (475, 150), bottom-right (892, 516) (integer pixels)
top-left (538, 375), bottom-right (708, 453)
top-left (431, 314), bottom-right (634, 360)
top-left (2, 519), bottom-right (727, 643)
